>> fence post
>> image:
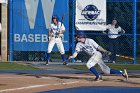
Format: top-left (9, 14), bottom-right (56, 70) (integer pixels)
top-left (1, 1), bottom-right (8, 61)
top-left (9, 0), bottom-right (13, 61)
top-left (71, 0), bottom-right (75, 62)
top-left (133, 0), bottom-right (136, 64)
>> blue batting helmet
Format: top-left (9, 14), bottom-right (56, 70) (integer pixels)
top-left (76, 31), bottom-right (86, 38)
top-left (52, 15), bottom-right (59, 21)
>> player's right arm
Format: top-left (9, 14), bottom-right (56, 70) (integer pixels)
top-left (69, 43), bottom-right (82, 59)
top-left (48, 24), bottom-right (53, 35)
top-left (48, 30), bottom-right (52, 36)
top-left (48, 25), bottom-right (53, 42)
top-left (102, 24), bottom-right (110, 34)
top-left (48, 24), bottom-right (51, 35)
top-left (69, 52), bottom-right (78, 59)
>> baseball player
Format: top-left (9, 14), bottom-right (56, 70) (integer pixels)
top-left (103, 18), bottom-right (125, 63)
top-left (46, 15), bottom-right (67, 65)
top-left (69, 32), bottom-right (128, 81)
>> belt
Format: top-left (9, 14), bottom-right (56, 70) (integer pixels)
top-left (51, 35), bottom-right (60, 38)
top-left (86, 53), bottom-right (94, 56)
top-left (55, 36), bottom-right (59, 38)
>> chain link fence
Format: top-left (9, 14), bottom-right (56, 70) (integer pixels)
top-left (73, 0), bottom-right (137, 64)
top-left (136, 2), bottom-right (140, 64)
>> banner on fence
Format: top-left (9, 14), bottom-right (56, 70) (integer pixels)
top-left (75, 0), bottom-right (106, 31)
top-left (12, 0), bottom-right (69, 51)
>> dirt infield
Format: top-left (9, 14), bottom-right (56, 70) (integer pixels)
top-left (0, 62), bottom-right (140, 93)
top-left (0, 72), bottom-right (140, 93)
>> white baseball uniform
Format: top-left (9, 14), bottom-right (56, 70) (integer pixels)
top-left (75, 38), bottom-right (111, 74)
top-left (48, 22), bottom-right (65, 54)
top-left (106, 24), bottom-right (125, 38)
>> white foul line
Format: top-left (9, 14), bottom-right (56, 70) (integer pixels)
top-left (0, 81), bottom-right (79, 93)
top-left (0, 77), bottom-right (53, 79)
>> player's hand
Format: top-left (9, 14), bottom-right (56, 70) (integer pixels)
top-left (55, 32), bottom-right (61, 36)
top-left (102, 51), bottom-right (111, 59)
top-left (69, 56), bottom-right (73, 60)
top-left (105, 51), bottom-right (111, 55)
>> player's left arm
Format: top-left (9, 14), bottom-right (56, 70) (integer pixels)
top-left (60, 23), bottom-right (65, 34)
top-left (118, 26), bottom-right (125, 34)
top-left (98, 46), bottom-right (108, 53)
top-left (56, 23), bottom-right (65, 36)
top-left (91, 39), bottom-right (111, 55)
top-left (97, 46), bottom-right (111, 55)
top-left (121, 28), bottom-right (125, 34)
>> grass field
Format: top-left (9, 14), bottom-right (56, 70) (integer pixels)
top-left (68, 64), bottom-right (140, 71)
top-left (0, 62), bottom-right (39, 70)
top-left (0, 62), bottom-right (140, 71)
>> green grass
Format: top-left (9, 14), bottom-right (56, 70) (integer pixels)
top-left (1, 62), bottom-right (140, 71)
top-left (0, 62), bottom-right (39, 70)
top-left (68, 64), bottom-right (140, 71)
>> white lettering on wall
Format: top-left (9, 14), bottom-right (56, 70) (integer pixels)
top-left (14, 34), bottom-right (48, 42)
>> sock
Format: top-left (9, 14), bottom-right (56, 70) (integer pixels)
top-left (110, 69), bottom-right (122, 74)
top-left (61, 54), bottom-right (66, 62)
top-left (44, 52), bottom-right (47, 61)
top-left (47, 53), bottom-right (50, 61)
top-left (89, 67), bottom-right (100, 78)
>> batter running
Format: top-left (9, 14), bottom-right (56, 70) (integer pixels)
top-left (69, 32), bottom-right (128, 81)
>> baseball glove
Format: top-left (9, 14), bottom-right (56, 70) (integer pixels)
top-left (102, 51), bottom-right (111, 59)
top-left (55, 32), bottom-right (61, 36)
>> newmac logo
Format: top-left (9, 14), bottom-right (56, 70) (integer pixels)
top-left (25, 0), bottom-right (55, 29)
top-left (81, 5), bottom-right (101, 21)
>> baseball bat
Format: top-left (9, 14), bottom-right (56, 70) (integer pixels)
top-left (60, 13), bottom-right (69, 24)
top-left (116, 54), bottom-right (134, 60)
top-left (61, 13), bottom-right (69, 23)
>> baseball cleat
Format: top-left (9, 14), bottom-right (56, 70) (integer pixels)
top-left (45, 63), bottom-right (49, 65)
top-left (63, 62), bottom-right (68, 65)
top-left (35, 74), bottom-right (41, 78)
top-left (94, 75), bottom-right (102, 81)
top-left (45, 60), bottom-right (49, 65)
top-left (122, 69), bottom-right (128, 80)
top-left (112, 61), bottom-right (116, 63)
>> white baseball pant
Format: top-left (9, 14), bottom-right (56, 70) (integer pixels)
top-left (48, 37), bottom-right (65, 54)
top-left (86, 51), bottom-right (111, 74)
